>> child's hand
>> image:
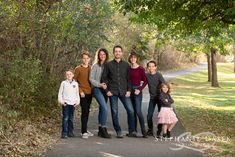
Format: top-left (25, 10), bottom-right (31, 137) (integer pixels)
top-left (80, 92), bottom-right (85, 98)
top-left (58, 100), bottom-right (65, 106)
top-left (107, 91), bottom-right (113, 97)
top-left (165, 99), bottom-right (168, 102)
top-left (62, 103), bottom-right (67, 106)
top-left (74, 104), bottom-right (79, 107)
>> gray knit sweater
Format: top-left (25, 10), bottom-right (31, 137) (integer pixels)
top-left (89, 63), bottom-right (104, 88)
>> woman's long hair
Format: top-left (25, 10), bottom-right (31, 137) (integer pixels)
top-left (94, 48), bottom-right (109, 66)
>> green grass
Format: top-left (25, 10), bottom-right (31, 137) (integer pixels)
top-left (171, 63), bottom-right (235, 157)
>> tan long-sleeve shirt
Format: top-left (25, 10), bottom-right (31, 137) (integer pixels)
top-left (74, 65), bottom-right (92, 94)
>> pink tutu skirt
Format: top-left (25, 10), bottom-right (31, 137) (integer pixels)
top-left (158, 107), bottom-right (178, 124)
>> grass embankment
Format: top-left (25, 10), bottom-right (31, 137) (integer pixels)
top-left (171, 63), bottom-right (235, 157)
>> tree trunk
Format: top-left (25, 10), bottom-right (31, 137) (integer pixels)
top-left (211, 48), bottom-right (219, 87)
top-left (154, 48), bottom-right (161, 66)
top-left (206, 53), bottom-right (212, 82)
top-left (232, 43), bottom-right (235, 73)
top-left (233, 47), bottom-right (235, 73)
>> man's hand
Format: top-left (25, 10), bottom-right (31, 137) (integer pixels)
top-left (74, 104), bottom-right (79, 107)
top-left (125, 91), bottom-right (131, 97)
top-left (107, 91), bottom-right (113, 97)
top-left (134, 89), bottom-right (140, 95)
top-left (80, 92), bottom-right (85, 98)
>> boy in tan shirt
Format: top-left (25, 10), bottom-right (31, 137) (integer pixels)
top-left (74, 52), bottom-right (93, 139)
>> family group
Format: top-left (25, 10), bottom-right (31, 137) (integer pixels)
top-left (58, 45), bottom-right (178, 140)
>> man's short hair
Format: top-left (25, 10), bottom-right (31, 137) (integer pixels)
top-left (113, 45), bottom-right (123, 53)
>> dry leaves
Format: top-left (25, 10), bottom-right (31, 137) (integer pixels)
top-left (0, 120), bottom-right (58, 157)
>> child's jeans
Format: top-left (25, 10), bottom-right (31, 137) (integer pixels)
top-left (62, 104), bottom-right (75, 136)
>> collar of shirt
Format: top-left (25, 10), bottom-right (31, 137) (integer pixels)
top-left (80, 64), bottom-right (90, 68)
top-left (148, 72), bottom-right (157, 76)
top-left (65, 79), bottom-right (75, 84)
top-left (113, 59), bottom-right (123, 63)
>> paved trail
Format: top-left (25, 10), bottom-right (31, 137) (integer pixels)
top-left (43, 64), bottom-right (207, 157)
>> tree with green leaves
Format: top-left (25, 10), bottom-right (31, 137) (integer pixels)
top-left (115, 0), bottom-right (235, 31)
top-left (0, 0), bottom-right (113, 113)
top-left (115, 0), bottom-right (235, 87)
top-left (102, 13), bottom-right (152, 61)
top-left (175, 28), bottom-right (232, 87)
top-left (227, 25), bottom-right (235, 73)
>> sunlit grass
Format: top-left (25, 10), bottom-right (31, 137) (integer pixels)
top-left (171, 63), bottom-right (235, 157)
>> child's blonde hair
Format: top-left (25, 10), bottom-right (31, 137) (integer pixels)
top-left (81, 51), bottom-right (90, 58)
top-left (65, 69), bottom-right (74, 74)
top-left (64, 69), bottom-right (74, 79)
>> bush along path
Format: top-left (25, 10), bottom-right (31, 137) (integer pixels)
top-left (43, 64), bottom-right (208, 157)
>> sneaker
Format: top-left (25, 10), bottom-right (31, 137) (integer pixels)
top-left (156, 130), bottom-right (161, 139)
top-left (167, 130), bottom-right (173, 139)
top-left (147, 129), bottom-right (153, 136)
top-left (126, 132), bottom-right (138, 138)
top-left (87, 131), bottom-right (94, 137)
top-left (162, 133), bottom-right (173, 140)
top-left (116, 131), bottom-right (123, 138)
top-left (82, 133), bottom-right (89, 139)
top-left (166, 130), bottom-right (170, 136)
top-left (141, 129), bottom-right (148, 138)
top-left (156, 134), bottom-right (161, 139)
top-left (61, 134), bottom-right (68, 139)
top-left (162, 133), bottom-right (167, 139)
top-left (68, 133), bottom-right (75, 137)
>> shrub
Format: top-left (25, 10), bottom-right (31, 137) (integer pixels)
top-left (0, 54), bottom-right (42, 113)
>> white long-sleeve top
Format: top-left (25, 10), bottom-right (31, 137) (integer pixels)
top-left (58, 80), bottom-right (80, 105)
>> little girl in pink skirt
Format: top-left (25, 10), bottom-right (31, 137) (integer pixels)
top-left (157, 83), bottom-right (178, 139)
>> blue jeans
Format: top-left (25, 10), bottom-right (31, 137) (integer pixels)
top-left (130, 87), bottom-right (145, 132)
top-left (62, 105), bottom-right (75, 135)
top-left (109, 94), bottom-right (135, 134)
top-left (93, 87), bottom-right (108, 127)
top-left (147, 98), bottom-right (162, 132)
